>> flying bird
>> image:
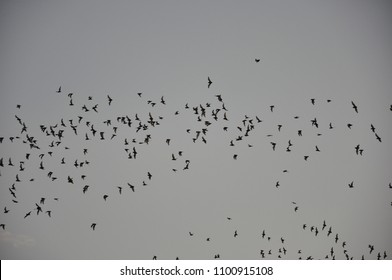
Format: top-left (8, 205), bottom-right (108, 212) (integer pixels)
top-left (127, 183), bottom-right (135, 192)
top-left (35, 203), bottom-right (42, 215)
top-left (207, 77), bottom-right (212, 88)
top-left (351, 101), bottom-right (358, 113)
top-left (83, 185), bottom-right (89, 194)
top-left (107, 95), bottom-right (113, 105)
top-left (355, 144), bottom-right (360, 155)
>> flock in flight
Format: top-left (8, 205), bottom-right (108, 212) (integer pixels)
top-left (0, 59), bottom-right (391, 260)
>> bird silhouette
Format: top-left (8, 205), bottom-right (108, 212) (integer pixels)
top-left (351, 101), bottom-right (358, 113)
top-left (0, 83), bottom-right (390, 261)
top-left (369, 245), bottom-right (374, 254)
top-left (35, 203), bottom-right (42, 215)
top-left (107, 95), bottom-right (113, 105)
top-left (255, 58), bottom-right (260, 63)
top-left (327, 227), bottom-right (332, 237)
top-left (127, 183), bottom-right (135, 192)
top-left (207, 77), bottom-right (212, 88)
top-left (354, 144), bottom-right (360, 155)
top-left (83, 185), bottom-right (89, 194)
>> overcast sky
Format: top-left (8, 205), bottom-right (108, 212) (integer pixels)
top-left (0, 0), bottom-right (391, 260)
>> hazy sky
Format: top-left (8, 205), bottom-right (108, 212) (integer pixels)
top-left (0, 0), bottom-right (391, 260)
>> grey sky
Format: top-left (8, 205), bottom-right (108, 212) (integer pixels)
top-left (0, 0), bottom-right (391, 260)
